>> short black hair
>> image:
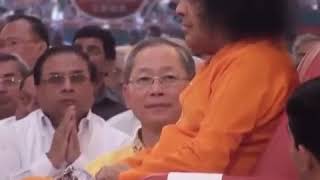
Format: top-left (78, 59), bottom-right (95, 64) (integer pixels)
top-left (73, 25), bottom-right (116, 60)
top-left (287, 77), bottom-right (320, 161)
top-left (6, 14), bottom-right (49, 46)
top-left (198, 0), bottom-right (293, 40)
top-left (33, 46), bottom-right (97, 86)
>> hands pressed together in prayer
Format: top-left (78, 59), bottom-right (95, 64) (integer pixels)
top-left (47, 105), bottom-right (81, 169)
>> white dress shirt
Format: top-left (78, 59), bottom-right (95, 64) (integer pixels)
top-left (0, 126), bottom-right (20, 180)
top-left (107, 110), bottom-right (141, 138)
top-left (0, 116), bottom-right (16, 127)
top-left (5, 109), bottom-right (130, 179)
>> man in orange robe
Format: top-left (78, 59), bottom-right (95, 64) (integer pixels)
top-left (96, 0), bottom-right (298, 179)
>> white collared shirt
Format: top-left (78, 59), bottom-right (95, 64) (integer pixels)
top-left (4, 109), bottom-right (130, 179)
top-left (107, 110), bottom-right (141, 138)
top-left (0, 116), bottom-right (16, 127)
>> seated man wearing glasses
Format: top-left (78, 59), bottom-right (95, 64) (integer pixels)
top-left (0, 53), bottom-right (29, 123)
top-left (85, 38), bottom-right (196, 177)
top-left (6, 46), bottom-right (130, 179)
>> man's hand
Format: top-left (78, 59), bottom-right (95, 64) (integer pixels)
top-left (96, 164), bottom-right (129, 180)
top-left (47, 106), bottom-right (76, 168)
top-left (66, 122), bottom-right (81, 165)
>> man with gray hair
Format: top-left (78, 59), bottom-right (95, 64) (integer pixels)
top-left (0, 53), bottom-right (29, 123)
top-left (86, 37), bottom-right (196, 177)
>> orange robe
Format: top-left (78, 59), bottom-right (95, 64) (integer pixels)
top-left (119, 39), bottom-right (298, 180)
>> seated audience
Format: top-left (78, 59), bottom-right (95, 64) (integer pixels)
top-left (0, 14), bottom-right (49, 67)
top-left (73, 25), bottom-right (126, 120)
top-left (20, 78), bottom-right (320, 180)
top-left (292, 34), bottom-right (320, 66)
top-left (5, 46), bottom-right (130, 179)
top-left (287, 77), bottom-right (320, 180)
top-left (96, 0), bottom-right (298, 179)
top-left (0, 53), bottom-right (29, 122)
top-left (89, 38), bottom-right (195, 176)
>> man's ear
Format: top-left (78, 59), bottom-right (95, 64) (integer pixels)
top-left (37, 41), bottom-right (47, 55)
top-left (298, 145), bottom-right (316, 173)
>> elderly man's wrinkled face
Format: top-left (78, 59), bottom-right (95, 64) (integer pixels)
top-left (123, 45), bottom-right (190, 128)
top-left (36, 53), bottom-right (95, 124)
top-left (0, 60), bottom-right (22, 119)
top-left (0, 19), bottom-right (46, 67)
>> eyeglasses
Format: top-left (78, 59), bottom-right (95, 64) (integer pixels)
top-left (129, 75), bottom-right (188, 89)
top-left (0, 77), bottom-right (21, 88)
top-left (41, 73), bottom-right (90, 86)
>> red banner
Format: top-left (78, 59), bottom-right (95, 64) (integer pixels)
top-left (74, 0), bottom-right (144, 19)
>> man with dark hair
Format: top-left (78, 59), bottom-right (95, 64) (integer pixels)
top-left (73, 25), bottom-right (126, 120)
top-left (287, 77), bottom-right (320, 180)
top-left (0, 53), bottom-right (29, 122)
top-left (0, 14), bottom-right (49, 67)
top-left (6, 46), bottom-right (129, 179)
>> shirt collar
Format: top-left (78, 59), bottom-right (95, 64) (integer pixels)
top-left (132, 126), bottom-right (144, 153)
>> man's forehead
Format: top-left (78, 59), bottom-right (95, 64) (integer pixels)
top-left (42, 54), bottom-right (89, 74)
top-left (0, 19), bottom-right (34, 38)
top-left (0, 61), bottom-right (20, 76)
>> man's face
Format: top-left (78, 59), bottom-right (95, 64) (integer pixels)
top-left (74, 37), bottom-right (120, 95)
top-left (0, 19), bottom-right (46, 67)
top-left (176, 0), bottom-right (213, 53)
top-left (0, 60), bottom-right (22, 119)
top-left (36, 53), bottom-right (95, 123)
top-left (123, 45), bottom-right (190, 128)
top-left (15, 76), bottom-right (38, 120)
top-left (74, 37), bottom-right (107, 76)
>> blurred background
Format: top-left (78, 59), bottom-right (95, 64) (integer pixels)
top-left (0, 0), bottom-right (318, 45)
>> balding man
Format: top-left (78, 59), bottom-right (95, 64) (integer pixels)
top-left (0, 14), bottom-right (49, 67)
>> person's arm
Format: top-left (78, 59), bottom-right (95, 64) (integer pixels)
top-left (12, 106), bottom-right (80, 179)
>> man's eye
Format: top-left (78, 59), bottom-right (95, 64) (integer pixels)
top-left (137, 77), bottom-right (152, 82)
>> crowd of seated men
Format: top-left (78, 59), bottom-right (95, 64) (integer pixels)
top-left (0, 0), bottom-right (320, 179)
